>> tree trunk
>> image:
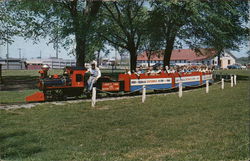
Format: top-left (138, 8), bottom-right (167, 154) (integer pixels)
top-left (129, 47), bottom-right (137, 72)
top-left (217, 50), bottom-right (222, 68)
top-left (147, 52), bottom-right (151, 67)
top-left (147, 59), bottom-right (150, 67)
top-left (96, 49), bottom-right (101, 67)
top-left (163, 38), bottom-right (175, 68)
top-left (120, 55), bottom-right (122, 66)
top-left (75, 35), bottom-right (86, 67)
top-left (70, 1), bottom-right (102, 68)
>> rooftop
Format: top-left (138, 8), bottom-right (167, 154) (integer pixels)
top-left (137, 49), bottom-right (218, 61)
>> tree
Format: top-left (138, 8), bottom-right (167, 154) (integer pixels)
top-left (142, 35), bottom-right (162, 67)
top-left (4, 0), bottom-right (102, 67)
top-left (237, 55), bottom-right (249, 65)
top-left (247, 50), bottom-right (250, 56)
top-left (98, 0), bottom-right (147, 71)
top-left (116, 47), bottom-right (128, 66)
top-left (142, 17), bottom-right (163, 67)
top-left (85, 31), bottom-right (106, 66)
top-left (187, 1), bottom-right (249, 67)
top-left (149, 1), bottom-right (194, 67)
top-left (0, 1), bottom-right (21, 45)
top-left (149, 0), bottom-right (249, 67)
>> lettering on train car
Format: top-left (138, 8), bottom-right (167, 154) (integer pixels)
top-left (175, 76), bottom-right (200, 83)
top-left (131, 78), bottom-right (172, 86)
top-left (102, 82), bottom-right (120, 91)
top-left (202, 74), bottom-right (213, 80)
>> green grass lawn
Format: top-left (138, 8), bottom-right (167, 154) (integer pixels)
top-left (213, 69), bottom-right (249, 76)
top-left (0, 90), bottom-right (38, 104)
top-left (0, 80), bottom-right (249, 160)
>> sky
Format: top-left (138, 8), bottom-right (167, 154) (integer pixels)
top-left (0, 36), bottom-right (249, 60)
top-left (0, 37), bottom-right (74, 60)
top-left (0, 37), bottom-right (119, 60)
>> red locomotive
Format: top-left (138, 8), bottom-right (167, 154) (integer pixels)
top-left (26, 65), bottom-right (213, 102)
top-left (26, 65), bottom-right (87, 102)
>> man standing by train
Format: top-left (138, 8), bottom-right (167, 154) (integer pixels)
top-left (86, 61), bottom-right (101, 92)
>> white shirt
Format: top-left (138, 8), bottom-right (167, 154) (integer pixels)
top-left (87, 67), bottom-right (101, 79)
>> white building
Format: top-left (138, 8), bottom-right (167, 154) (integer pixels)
top-left (26, 57), bottom-right (76, 70)
top-left (0, 58), bottom-right (26, 70)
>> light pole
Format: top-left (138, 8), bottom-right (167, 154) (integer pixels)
top-left (6, 25), bottom-right (11, 70)
top-left (18, 48), bottom-right (21, 59)
top-left (40, 50), bottom-right (42, 58)
top-left (18, 48), bottom-right (22, 69)
top-left (56, 37), bottom-right (59, 59)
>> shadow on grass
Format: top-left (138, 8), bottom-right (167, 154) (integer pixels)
top-left (213, 69), bottom-right (250, 81)
top-left (0, 130), bottom-right (43, 160)
top-left (2, 76), bottom-right (38, 84)
top-left (236, 75), bottom-right (250, 81)
top-left (1, 76), bottom-right (38, 91)
top-left (213, 74), bottom-right (249, 81)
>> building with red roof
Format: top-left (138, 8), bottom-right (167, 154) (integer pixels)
top-left (137, 49), bottom-right (236, 68)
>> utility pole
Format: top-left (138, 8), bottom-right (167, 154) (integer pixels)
top-left (18, 48), bottom-right (21, 59)
top-left (6, 41), bottom-right (9, 69)
top-left (6, 26), bottom-right (9, 70)
top-left (55, 28), bottom-right (59, 59)
top-left (4, 2), bottom-right (10, 69)
top-left (18, 48), bottom-right (22, 69)
top-left (56, 41), bottom-right (59, 59)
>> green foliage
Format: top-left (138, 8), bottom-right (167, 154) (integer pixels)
top-left (149, 0), bottom-right (249, 66)
top-left (1, 0), bottom-right (249, 68)
top-left (0, 1), bottom-right (22, 44)
top-left (3, 0), bottom-right (102, 66)
top-left (98, 0), bottom-right (148, 70)
top-left (185, 0), bottom-right (249, 51)
top-left (236, 56), bottom-right (250, 65)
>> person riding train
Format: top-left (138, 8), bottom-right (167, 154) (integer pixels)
top-left (86, 61), bottom-right (101, 92)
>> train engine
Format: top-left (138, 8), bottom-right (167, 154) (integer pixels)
top-left (26, 65), bottom-right (87, 102)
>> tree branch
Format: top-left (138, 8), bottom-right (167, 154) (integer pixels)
top-left (103, 2), bottom-right (130, 39)
top-left (99, 33), bottom-right (127, 49)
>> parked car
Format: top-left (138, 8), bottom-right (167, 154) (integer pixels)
top-left (227, 64), bottom-right (242, 69)
top-left (152, 63), bottom-right (163, 68)
top-left (240, 65), bottom-right (247, 69)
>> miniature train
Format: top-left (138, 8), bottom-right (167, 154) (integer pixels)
top-left (25, 66), bottom-right (213, 102)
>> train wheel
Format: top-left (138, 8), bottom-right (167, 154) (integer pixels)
top-left (56, 89), bottom-right (65, 101)
top-left (62, 95), bottom-right (67, 101)
top-left (44, 90), bottom-right (52, 101)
